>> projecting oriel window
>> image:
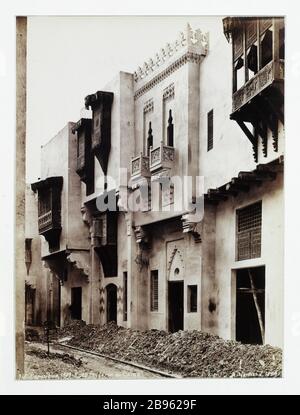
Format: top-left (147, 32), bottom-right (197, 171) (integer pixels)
top-left (207, 109), bottom-right (214, 151)
top-left (236, 201), bottom-right (262, 261)
top-left (150, 270), bottom-right (158, 312)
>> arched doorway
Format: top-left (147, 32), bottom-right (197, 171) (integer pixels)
top-left (168, 246), bottom-right (185, 333)
top-left (106, 284), bottom-right (117, 323)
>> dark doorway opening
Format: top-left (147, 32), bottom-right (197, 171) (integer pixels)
top-left (71, 287), bottom-right (82, 320)
top-left (236, 266), bottom-right (265, 345)
top-left (106, 284), bottom-right (117, 323)
top-left (168, 281), bottom-right (184, 333)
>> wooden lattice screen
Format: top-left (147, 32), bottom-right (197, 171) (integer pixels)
top-left (237, 201), bottom-right (262, 261)
top-left (150, 270), bottom-right (159, 311)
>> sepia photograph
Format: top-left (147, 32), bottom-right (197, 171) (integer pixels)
top-left (16, 14), bottom-right (284, 382)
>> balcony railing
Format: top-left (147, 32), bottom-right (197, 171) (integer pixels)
top-left (38, 209), bottom-right (61, 235)
top-left (232, 59), bottom-right (284, 114)
top-left (150, 142), bottom-right (175, 172)
top-left (38, 211), bottom-right (53, 233)
top-left (131, 153), bottom-right (151, 178)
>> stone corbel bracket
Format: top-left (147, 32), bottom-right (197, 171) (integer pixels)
top-left (133, 226), bottom-right (151, 270)
top-left (81, 206), bottom-right (93, 231)
top-left (134, 225), bottom-right (150, 245)
top-left (181, 213), bottom-right (202, 243)
top-left (66, 251), bottom-right (90, 281)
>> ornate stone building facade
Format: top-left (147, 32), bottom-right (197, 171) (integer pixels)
top-left (25, 18), bottom-right (284, 347)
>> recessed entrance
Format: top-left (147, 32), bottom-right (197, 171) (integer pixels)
top-left (71, 287), bottom-right (82, 320)
top-left (236, 266), bottom-right (265, 345)
top-left (168, 281), bottom-right (184, 333)
top-left (106, 283), bottom-right (117, 323)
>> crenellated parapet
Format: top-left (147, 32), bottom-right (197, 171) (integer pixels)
top-left (133, 23), bottom-right (208, 99)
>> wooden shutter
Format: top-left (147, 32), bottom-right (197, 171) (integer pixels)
top-left (207, 109), bottom-right (214, 151)
top-left (237, 201), bottom-right (262, 260)
top-left (151, 271), bottom-right (158, 311)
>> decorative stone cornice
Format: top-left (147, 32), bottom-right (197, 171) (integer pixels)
top-left (133, 23), bottom-right (208, 86)
top-left (134, 51), bottom-right (205, 100)
top-left (163, 83), bottom-right (175, 101)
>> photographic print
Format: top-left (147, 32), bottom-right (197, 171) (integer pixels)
top-left (16, 15), bottom-right (284, 380)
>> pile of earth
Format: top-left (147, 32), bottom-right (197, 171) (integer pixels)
top-left (57, 322), bottom-right (282, 378)
top-left (26, 348), bottom-right (82, 367)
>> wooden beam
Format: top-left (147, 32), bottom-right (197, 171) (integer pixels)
top-left (222, 186), bottom-right (238, 196)
top-left (248, 269), bottom-right (265, 344)
top-left (204, 195), bottom-right (219, 205)
top-left (225, 183), bottom-right (244, 193)
top-left (207, 189), bottom-right (228, 200)
top-left (230, 178), bottom-right (250, 192)
top-left (236, 120), bottom-right (256, 145)
top-left (238, 171), bottom-right (264, 182)
top-left (256, 170), bottom-right (277, 181)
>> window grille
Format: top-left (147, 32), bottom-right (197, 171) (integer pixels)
top-left (150, 270), bottom-right (158, 311)
top-left (237, 201), bottom-right (262, 260)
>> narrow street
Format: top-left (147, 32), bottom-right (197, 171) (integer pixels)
top-left (24, 342), bottom-right (164, 380)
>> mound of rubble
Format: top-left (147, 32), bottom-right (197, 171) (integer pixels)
top-left (57, 322), bottom-right (282, 378)
top-left (25, 326), bottom-right (44, 342)
top-left (27, 348), bottom-right (82, 367)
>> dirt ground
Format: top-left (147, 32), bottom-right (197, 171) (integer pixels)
top-left (24, 342), bottom-right (164, 380)
top-left (25, 322), bottom-right (282, 378)
top-left (60, 322), bottom-right (282, 378)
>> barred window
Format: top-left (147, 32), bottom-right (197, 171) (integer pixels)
top-left (236, 201), bottom-right (262, 261)
top-left (150, 270), bottom-right (158, 312)
top-left (207, 109), bottom-right (214, 151)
